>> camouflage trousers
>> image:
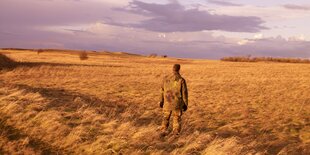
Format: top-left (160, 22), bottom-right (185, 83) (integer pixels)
top-left (161, 109), bottom-right (182, 134)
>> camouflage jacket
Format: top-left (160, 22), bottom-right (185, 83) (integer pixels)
top-left (160, 72), bottom-right (188, 110)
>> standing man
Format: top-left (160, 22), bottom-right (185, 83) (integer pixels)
top-left (159, 64), bottom-right (188, 136)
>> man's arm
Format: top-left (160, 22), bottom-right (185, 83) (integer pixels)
top-left (181, 79), bottom-right (188, 111)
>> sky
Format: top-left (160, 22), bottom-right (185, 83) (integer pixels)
top-left (0, 0), bottom-right (310, 59)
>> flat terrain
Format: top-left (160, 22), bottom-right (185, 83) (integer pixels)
top-left (0, 50), bottom-right (309, 154)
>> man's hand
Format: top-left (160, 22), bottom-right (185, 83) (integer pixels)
top-left (159, 101), bottom-right (164, 108)
top-left (182, 104), bottom-right (187, 112)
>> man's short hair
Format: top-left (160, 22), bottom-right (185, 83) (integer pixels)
top-left (173, 64), bottom-right (181, 72)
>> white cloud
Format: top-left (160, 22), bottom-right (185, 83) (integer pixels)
top-left (158, 33), bottom-right (166, 38)
top-left (254, 33), bottom-right (263, 40)
top-left (288, 34), bottom-right (306, 41)
top-left (91, 0), bottom-right (130, 6)
top-left (238, 39), bottom-right (251, 45)
top-left (211, 5), bottom-right (310, 22)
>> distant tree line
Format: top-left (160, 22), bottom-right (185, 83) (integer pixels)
top-left (221, 56), bottom-right (310, 64)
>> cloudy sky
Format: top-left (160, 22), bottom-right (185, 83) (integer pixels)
top-left (1, 0), bottom-right (310, 59)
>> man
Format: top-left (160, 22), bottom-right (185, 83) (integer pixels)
top-left (159, 64), bottom-right (188, 136)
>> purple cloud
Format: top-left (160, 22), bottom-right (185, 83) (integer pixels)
top-left (0, 0), bottom-right (134, 28)
top-left (207, 0), bottom-right (243, 7)
top-left (2, 22), bottom-right (309, 59)
top-left (283, 4), bottom-right (310, 11)
top-left (0, 0), bottom-right (309, 59)
top-left (110, 1), bottom-right (266, 33)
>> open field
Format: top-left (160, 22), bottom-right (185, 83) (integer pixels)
top-left (0, 49), bottom-right (309, 154)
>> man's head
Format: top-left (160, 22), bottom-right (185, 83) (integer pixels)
top-left (173, 64), bottom-right (181, 72)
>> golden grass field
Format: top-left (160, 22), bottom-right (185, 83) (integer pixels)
top-left (0, 49), bottom-right (309, 154)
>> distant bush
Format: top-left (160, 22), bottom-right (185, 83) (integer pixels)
top-left (79, 51), bottom-right (88, 60)
top-left (221, 56), bottom-right (310, 64)
top-left (161, 55), bottom-right (168, 58)
top-left (37, 49), bottom-right (44, 55)
top-left (148, 53), bottom-right (157, 58)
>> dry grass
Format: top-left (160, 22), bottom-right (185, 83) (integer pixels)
top-left (0, 49), bottom-right (309, 154)
top-left (221, 56), bottom-right (310, 64)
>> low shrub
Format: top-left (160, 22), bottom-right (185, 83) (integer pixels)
top-left (37, 49), bottom-right (44, 55)
top-left (79, 51), bottom-right (88, 60)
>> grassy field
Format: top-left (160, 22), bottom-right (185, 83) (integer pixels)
top-left (0, 49), bottom-right (309, 154)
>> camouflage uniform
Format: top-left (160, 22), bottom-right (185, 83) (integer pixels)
top-left (159, 66), bottom-right (188, 135)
